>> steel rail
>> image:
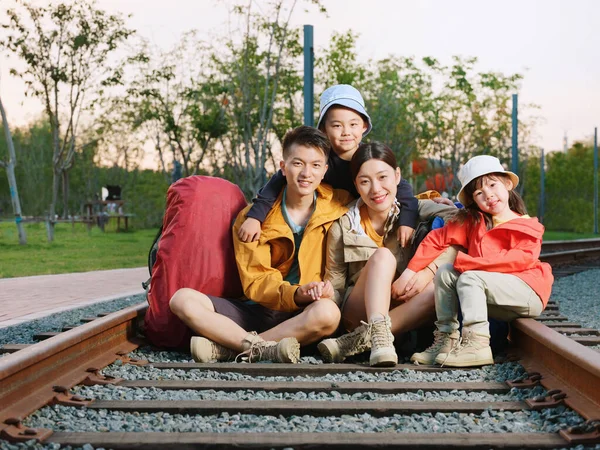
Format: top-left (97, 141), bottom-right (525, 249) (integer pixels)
top-left (541, 237), bottom-right (600, 253)
top-left (0, 303), bottom-right (146, 434)
top-left (511, 318), bottom-right (600, 420)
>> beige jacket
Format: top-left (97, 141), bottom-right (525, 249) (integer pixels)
top-left (325, 199), bottom-right (457, 306)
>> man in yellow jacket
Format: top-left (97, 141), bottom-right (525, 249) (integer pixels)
top-left (170, 126), bottom-right (352, 363)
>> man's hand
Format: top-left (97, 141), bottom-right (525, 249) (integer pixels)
top-left (295, 281), bottom-right (334, 305)
top-left (391, 268), bottom-right (416, 301)
top-left (397, 267), bottom-right (435, 301)
top-left (238, 217), bottom-right (262, 242)
top-left (397, 225), bottom-right (414, 248)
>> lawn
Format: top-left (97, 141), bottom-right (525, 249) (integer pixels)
top-left (1, 220), bottom-right (598, 279)
top-left (543, 231), bottom-right (600, 241)
top-left (0, 221), bottom-right (159, 278)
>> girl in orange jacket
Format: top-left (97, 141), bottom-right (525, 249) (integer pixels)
top-left (408, 155), bottom-right (553, 367)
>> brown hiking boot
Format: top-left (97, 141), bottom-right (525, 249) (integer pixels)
top-left (318, 322), bottom-right (371, 363)
top-left (369, 316), bottom-right (397, 367)
top-left (435, 329), bottom-right (494, 367)
top-left (410, 330), bottom-right (460, 365)
top-left (237, 332), bottom-right (300, 363)
top-left (190, 336), bottom-right (236, 363)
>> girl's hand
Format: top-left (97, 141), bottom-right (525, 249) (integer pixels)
top-left (397, 225), bottom-right (415, 248)
top-left (238, 218), bottom-right (262, 242)
top-left (391, 268), bottom-right (416, 301)
top-left (432, 197), bottom-right (456, 207)
top-left (397, 267), bottom-right (435, 301)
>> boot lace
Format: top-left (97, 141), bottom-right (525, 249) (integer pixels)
top-left (371, 317), bottom-right (393, 349)
top-left (439, 333), bottom-right (470, 367)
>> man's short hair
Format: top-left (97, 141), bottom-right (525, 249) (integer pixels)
top-left (282, 126), bottom-right (331, 160)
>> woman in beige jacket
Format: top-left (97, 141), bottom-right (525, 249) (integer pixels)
top-left (317, 142), bottom-right (456, 367)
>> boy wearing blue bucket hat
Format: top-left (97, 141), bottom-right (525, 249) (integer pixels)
top-left (239, 84), bottom-right (419, 247)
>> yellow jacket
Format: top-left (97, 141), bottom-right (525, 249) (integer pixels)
top-left (232, 184), bottom-right (352, 312)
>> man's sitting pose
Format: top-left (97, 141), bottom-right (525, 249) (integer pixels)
top-left (169, 126), bottom-right (352, 363)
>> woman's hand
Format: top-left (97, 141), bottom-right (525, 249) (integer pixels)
top-left (397, 267), bottom-right (435, 301)
top-left (391, 268), bottom-right (416, 301)
top-left (238, 217), bottom-right (262, 242)
top-left (397, 225), bottom-right (415, 248)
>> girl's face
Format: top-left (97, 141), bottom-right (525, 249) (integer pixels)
top-left (354, 159), bottom-right (401, 215)
top-left (322, 106), bottom-right (368, 161)
top-left (472, 175), bottom-right (514, 217)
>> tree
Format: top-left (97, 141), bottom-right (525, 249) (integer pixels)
top-left (211, 0), bottom-right (325, 197)
top-left (0, 94), bottom-right (27, 244)
top-left (2, 0), bottom-right (134, 240)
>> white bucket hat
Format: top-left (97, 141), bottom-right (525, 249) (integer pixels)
top-left (457, 155), bottom-right (519, 205)
top-left (316, 84), bottom-right (372, 137)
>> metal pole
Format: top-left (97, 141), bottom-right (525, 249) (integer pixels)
top-left (511, 94), bottom-right (518, 176)
top-left (594, 127), bottom-right (598, 234)
top-left (303, 25), bottom-right (314, 127)
top-left (540, 148), bottom-right (545, 224)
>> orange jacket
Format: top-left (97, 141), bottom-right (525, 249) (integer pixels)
top-left (233, 184), bottom-right (351, 312)
top-left (407, 214), bottom-right (553, 307)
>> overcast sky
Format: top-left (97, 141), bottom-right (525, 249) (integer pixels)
top-left (2, 0), bottom-right (599, 162)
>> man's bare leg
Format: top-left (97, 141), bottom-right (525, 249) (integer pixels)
top-left (169, 288), bottom-right (248, 351)
top-left (260, 298), bottom-right (340, 345)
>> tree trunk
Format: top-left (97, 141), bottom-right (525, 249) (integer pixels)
top-left (61, 169), bottom-right (69, 218)
top-left (0, 95), bottom-right (27, 245)
top-left (48, 169), bottom-right (61, 242)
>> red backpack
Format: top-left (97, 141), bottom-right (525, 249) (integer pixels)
top-left (144, 176), bottom-right (247, 348)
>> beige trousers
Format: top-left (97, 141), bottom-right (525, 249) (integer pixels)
top-left (434, 264), bottom-right (544, 336)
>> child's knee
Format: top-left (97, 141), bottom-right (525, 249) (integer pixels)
top-left (435, 263), bottom-right (458, 285)
top-left (169, 288), bottom-right (207, 316)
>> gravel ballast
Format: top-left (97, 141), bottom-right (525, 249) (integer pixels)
top-left (0, 295), bottom-right (145, 347)
top-left (550, 268), bottom-right (600, 331)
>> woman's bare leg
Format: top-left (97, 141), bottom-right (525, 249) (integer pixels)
top-left (341, 248), bottom-right (397, 331)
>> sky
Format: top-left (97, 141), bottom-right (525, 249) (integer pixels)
top-left (1, 0), bottom-right (599, 167)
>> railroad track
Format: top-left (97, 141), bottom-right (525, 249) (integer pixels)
top-left (1, 245), bottom-right (600, 448)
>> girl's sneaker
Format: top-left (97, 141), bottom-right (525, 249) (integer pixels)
top-left (369, 316), bottom-right (397, 367)
top-left (435, 329), bottom-right (494, 367)
top-left (410, 330), bottom-right (460, 365)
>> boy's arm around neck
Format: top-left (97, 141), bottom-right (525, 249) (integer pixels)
top-left (246, 170), bottom-right (286, 223)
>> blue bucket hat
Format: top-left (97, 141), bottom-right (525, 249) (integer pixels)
top-left (316, 84), bottom-right (372, 137)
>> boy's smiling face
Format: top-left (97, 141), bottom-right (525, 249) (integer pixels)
top-left (322, 106), bottom-right (368, 161)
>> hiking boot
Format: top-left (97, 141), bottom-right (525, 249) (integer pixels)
top-left (369, 316), bottom-right (397, 367)
top-left (435, 329), bottom-right (494, 367)
top-left (410, 330), bottom-right (460, 365)
top-left (190, 336), bottom-right (237, 363)
top-left (318, 322), bottom-right (371, 363)
top-left (238, 332), bottom-right (300, 364)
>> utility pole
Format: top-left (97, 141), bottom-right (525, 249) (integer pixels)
top-left (540, 148), bottom-right (545, 224)
top-left (594, 127), bottom-right (598, 234)
top-left (303, 25), bottom-right (314, 127)
top-left (511, 94), bottom-right (518, 176)
top-left (0, 94), bottom-right (27, 245)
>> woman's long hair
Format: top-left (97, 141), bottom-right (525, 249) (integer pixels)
top-left (451, 173), bottom-right (527, 230)
top-left (350, 142), bottom-right (398, 181)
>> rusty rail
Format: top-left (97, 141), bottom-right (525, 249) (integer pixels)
top-left (0, 303), bottom-right (146, 436)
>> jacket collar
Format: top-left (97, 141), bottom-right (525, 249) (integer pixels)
top-left (346, 197), bottom-right (401, 238)
top-left (261, 184), bottom-right (348, 240)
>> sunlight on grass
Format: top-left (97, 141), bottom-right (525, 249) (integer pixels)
top-left (0, 221), bottom-right (158, 278)
top-left (543, 231), bottom-right (600, 241)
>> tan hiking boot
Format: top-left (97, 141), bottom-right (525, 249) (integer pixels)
top-left (410, 330), bottom-right (460, 365)
top-left (238, 332), bottom-right (300, 363)
top-left (369, 316), bottom-right (397, 367)
top-left (190, 336), bottom-right (237, 363)
top-left (318, 322), bottom-right (371, 363)
top-left (435, 329), bottom-right (494, 367)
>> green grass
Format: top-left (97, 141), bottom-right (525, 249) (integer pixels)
top-left (0, 221), bottom-right (159, 278)
top-left (543, 231), bottom-right (600, 241)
